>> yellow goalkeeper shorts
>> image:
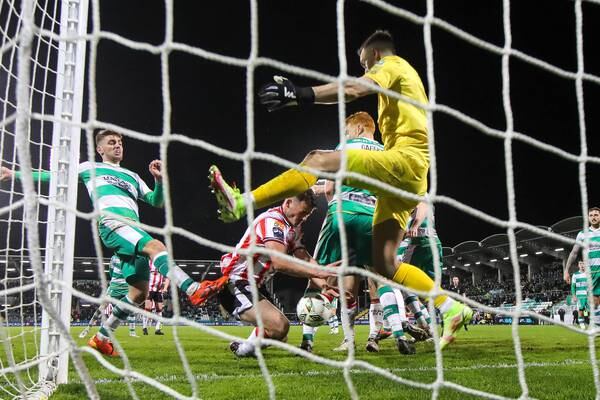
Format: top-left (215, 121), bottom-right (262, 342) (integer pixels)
top-left (344, 146), bottom-right (428, 229)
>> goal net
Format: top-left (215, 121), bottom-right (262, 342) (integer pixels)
top-left (0, 0), bottom-right (599, 399)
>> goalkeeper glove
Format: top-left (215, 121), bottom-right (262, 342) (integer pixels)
top-left (258, 76), bottom-right (315, 112)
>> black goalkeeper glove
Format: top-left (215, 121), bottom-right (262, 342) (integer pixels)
top-left (258, 76), bottom-right (315, 112)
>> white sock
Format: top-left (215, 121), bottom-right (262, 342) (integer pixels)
top-left (438, 297), bottom-right (455, 314)
top-left (393, 289), bottom-right (408, 323)
top-left (236, 328), bottom-right (271, 356)
top-left (342, 301), bottom-right (357, 342)
top-left (302, 324), bottom-right (315, 342)
top-left (155, 312), bottom-right (162, 330)
top-left (369, 301), bottom-right (383, 338)
top-left (142, 315), bottom-right (148, 329)
top-left (128, 315), bottom-right (135, 331)
top-left (379, 290), bottom-right (404, 338)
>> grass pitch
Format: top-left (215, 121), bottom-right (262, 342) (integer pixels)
top-left (2, 324), bottom-right (598, 399)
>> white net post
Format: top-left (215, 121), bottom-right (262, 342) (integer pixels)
top-left (39, 0), bottom-right (89, 385)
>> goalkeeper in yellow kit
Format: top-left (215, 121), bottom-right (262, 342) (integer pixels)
top-left (208, 30), bottom-right (472, 349)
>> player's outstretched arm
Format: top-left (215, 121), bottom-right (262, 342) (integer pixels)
top-left (312, 77), bottom-right (377, 104)
top-left (266, 241), bottom-right (335, 279)
top-left (564, 245), bottom-right (581, 283)
top-left (258, 75), bottom-right (377, 111)
top-left (1, 166), bottom-right (51, 183)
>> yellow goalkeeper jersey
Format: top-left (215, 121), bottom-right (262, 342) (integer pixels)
top-left (364, 55), bottom-right (429, 155)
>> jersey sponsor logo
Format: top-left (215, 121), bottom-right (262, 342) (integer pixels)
top-left (102, 175), bottom-right (134, 194)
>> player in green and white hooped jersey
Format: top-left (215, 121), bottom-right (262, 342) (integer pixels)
top-left (571, 261), bottom-right (589, 329)
top-left (565, 207), bottom-right (600, 328)
top-left (1, 130), bottom-right (202, 356)
top-left (300, 112), bottom-right (415, 355)
top-left (395, 201), bottom-right (442, 331)
top-left (79, 254), bottom-right (140, 338)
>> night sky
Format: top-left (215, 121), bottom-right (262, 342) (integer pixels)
top-left (71, 0), bottom-right (600, 262)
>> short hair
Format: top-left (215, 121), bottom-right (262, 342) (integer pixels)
top-left (357, 30), bottom-right (395, 55)
top-left (95, 129), bottom-right (122, 146)
top-left (295, 189), bottom-right (317, 209)
top-left (346, 111), bottom-right (376, 135)
top-left (589, 207), bottom-right (600, 213)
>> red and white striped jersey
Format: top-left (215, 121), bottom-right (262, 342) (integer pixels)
top-left (148, 261), bottom-right (165, 293)
top-left (220, 206), bottom-right (305, 286)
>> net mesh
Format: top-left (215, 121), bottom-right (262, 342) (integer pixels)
top-left (0, 0), bottom-right (599, 399)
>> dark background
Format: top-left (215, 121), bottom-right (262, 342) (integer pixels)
top-left (73, 0), bottom-right (599, 267)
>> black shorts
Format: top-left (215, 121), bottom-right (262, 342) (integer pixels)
top-left (147, 291), bottom-right (164, 304)
top-left (218, 280), bottom-right (272, 319)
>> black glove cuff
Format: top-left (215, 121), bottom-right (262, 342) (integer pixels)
top-left (296, 86), bottom-right (315, 106)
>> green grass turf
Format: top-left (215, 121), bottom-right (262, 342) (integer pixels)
top-left (1, 325), bottom-right (598, 399)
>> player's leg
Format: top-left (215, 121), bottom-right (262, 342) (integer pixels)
top-left (141, 239), bottom-right (202, 302)
top-left (300, 212), bottom-right (342, 351)
top-left (79, 304), bottom-right (106, 338)
top-left (404, 292), bottom-right (432, 332)
top-left (89, 257), bottom-right (148, 355)
top-left (375, 284), bottom-right (415, 354)
top-left (401, 243), bottom-right (436, 334)
top-left (328, 297), bottom-right (340, 334)
top-left (234, 300), bottom-right (289, 357)
top-left (371, 216), bottom-right (471, 349)
top-left (593, 296), bottom-right (600, 329)
top-left (89, 278), bottom-right (148, 356)
top-left (209, 150), bottom-right (339, 221)
top-left (127, 314), bottom-right (138, 337)
top-left (154, 298), bottom-right (165, 335)
top-left (219, 280), bottom-right (288, 357)
top-left (578, 305), bottom-right (586, 329)
top-left (366, 278), bottom-right (383, 352)
top-left (333, 275), bottom-right (360, 352)
top-left (99, 221), bottom-right (201, 303)
top-left (299, 282), bottom-right (321, 352)
top-left (142, 295), bottom-right (153, 335)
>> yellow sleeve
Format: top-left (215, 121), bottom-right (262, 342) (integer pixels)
top-left (364, 60), bottom-right (398, 90)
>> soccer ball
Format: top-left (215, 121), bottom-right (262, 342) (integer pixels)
top-left (296, 294), bottom-right (334, 327)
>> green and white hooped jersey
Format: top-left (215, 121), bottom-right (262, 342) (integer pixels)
top-left (78, 161), bottom-right (163, 223)
top-left (108, 254), bottom-right (129, 292)
top-left (572, 271), bottom-right (589, 298)
top-left (575, 227), bottom-right (600, 278)
top-left (329, 138), bottom-right (384, 215)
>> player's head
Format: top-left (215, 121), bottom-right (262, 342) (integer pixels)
top-left (95, 129), bottom-right (123, 163)
top-left (452, 276), bottom-right (459, 286)
top-left (357, 30), bottom-right (395, 73)
top-left (282, 190), bottom-right (316, 226)
top-left (589, 207), bottom-right (600, 226)
top-left (345, 112), bottom-right (376, 139)
top-left (578, 260), bottom-right (586, 272)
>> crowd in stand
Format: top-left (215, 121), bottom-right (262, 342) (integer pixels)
top-left (2, 265), bottom-right (572, 326)
top-left (443, 268), bottom-right (569, 308)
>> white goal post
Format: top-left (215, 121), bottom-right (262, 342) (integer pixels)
top-left (38, 0), bottom-right (88, 387)
top-left (0, 0), bottom-right (89, 397)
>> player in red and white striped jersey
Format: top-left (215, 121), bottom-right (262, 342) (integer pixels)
top-left (216, 191), bottom-right (338, 357)
top-left (143, 261), bottom-right (170, 336)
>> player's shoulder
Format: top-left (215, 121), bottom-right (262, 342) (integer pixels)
top-left (78, 160), bottom-right (98, 172)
